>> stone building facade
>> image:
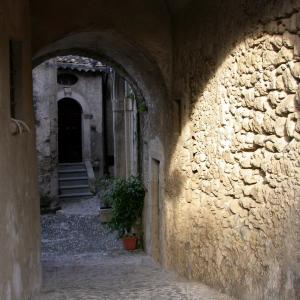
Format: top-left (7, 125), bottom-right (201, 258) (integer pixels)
top-left (33, 56), bottom-right (138, 206)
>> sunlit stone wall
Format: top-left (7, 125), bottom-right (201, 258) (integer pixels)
top-left (168, 1), bottom-right (300, 299)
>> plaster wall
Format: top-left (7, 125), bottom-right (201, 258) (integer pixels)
top-left (0, 1), bottom-right (41, 299)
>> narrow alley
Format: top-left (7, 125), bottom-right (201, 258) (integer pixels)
top-left (1, 1), bottom-right (300, 299)
top-left (37, 198), bottom-right (232, 300)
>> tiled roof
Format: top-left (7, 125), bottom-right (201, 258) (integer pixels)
top-left (57, 55), bottom-right (109, 73)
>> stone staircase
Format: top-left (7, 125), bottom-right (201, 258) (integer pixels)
top-left (58, 162), bottom-right (93, 201)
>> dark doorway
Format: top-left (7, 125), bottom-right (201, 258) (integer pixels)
top-left (58, 98), bottom-right (83, 163)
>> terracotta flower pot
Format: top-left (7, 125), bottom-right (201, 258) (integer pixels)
top-left (123, 236), bottom-right (138, 251)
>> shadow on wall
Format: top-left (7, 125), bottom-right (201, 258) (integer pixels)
top-left (166, 0), bottom-right (300, 299)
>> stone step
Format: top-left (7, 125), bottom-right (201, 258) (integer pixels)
top-left (58, 166), bottom-right (86, 172)
top-left (59, 162), bottom-right (85, 166)
top-left (58, 168), bottom-right (86, 174)
top-left (59, 177), bottom-right (89, 186)
top-left (60, 185), bottom-right (91, 195)
top-left (59, 186), bottom-right (92, 196)
top-left (58, 170), bottom-right (87, 178)
top-left (58, 162), bottom-right (93, 201)
top-left (59, 192), bottom-right (93, 201)
top-left (60, 184), bottom-right (90, 190)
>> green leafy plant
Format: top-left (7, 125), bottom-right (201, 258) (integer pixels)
top-left (137, 102), bottom-right (148, 113)
top-left (103, 176), bottom-right (145, 237)
top-left (125, 86), bottom-right (148, 113)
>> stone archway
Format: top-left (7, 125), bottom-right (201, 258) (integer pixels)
top-left (32, 31), bottom-right (171, 260)
top-left (32, 31), bottom-right (171, 136)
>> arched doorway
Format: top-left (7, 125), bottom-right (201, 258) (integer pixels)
top-left (58, 98), bottom-right (83, 163)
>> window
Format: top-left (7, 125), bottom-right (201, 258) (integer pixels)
top-left (9, 39), bottom-right (22, 118)
top-left (57, 73), bottom-right (78, 86)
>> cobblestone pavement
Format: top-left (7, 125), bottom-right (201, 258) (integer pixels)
top-left (59, 196), bottom-right (100, 216)
top-left (37, 199), bottom-right (233, 300)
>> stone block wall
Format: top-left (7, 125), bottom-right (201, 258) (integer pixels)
top-left (33, 59), bottom-right (58, 206)
top-left (168, 1), bottom-right (300, 299)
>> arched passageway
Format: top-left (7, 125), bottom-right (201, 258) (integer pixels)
top-left (30, 11), bottom-right (300, 300)
top-left (33, 54), bottom-right (230, 300)
top-left (1, 1), bottom-right (300, 300)
top-left (32, 33), bottom-right (172, 269)
top-left (58, 98), bottom-right (83, 163)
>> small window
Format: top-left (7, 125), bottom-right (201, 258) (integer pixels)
top-left (57, 73), bottom-right (78, 86)
top-left (9, 39), bottom-right (22, 118)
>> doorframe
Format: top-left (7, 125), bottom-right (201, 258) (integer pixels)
top-left (148, 138), bottom-right (165, 267)
top-left (57, 90), bottom-right (91, 161)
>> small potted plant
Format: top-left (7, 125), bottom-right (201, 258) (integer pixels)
top-left (97, 177), bottom-right (113, 223)
top-left (105, 176), bottom-right (145, 250)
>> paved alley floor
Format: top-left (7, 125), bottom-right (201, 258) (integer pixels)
top-left (37, 197), bottom-right (233, 300)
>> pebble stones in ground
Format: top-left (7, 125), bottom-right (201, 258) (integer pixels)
top-left (41, 197), bottom-right (123, 256)
top-left (41, 214), bottom-right (123, 256)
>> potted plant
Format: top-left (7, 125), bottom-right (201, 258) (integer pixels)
top-left (105, 176), bottom-right (145, 250)
top-left (96, 177), bottom-right (113, 223)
